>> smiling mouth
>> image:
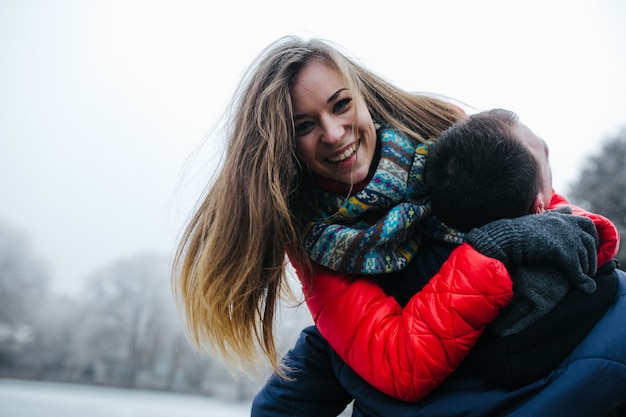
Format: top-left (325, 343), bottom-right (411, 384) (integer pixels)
top-left (327, 141), bottom-right (358, 163)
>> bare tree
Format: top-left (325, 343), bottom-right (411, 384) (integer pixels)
top-left (0, 221), bottom-right (50, 370)
top-left (568, 128), bottom-right (626, 265)
top-left (75, 252), bottom-right (174, 386)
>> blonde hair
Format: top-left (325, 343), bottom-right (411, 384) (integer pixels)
top-left (172, 35), bottom-right (464, 375)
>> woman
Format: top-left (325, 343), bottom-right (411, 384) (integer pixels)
top-left (172, 36), bottom-right (616, 400)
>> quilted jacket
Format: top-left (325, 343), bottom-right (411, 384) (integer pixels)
top-left (294, 192), bottom-right (620, 401)
top-left (252, 262), bottom-right (624, 417)
top-left (253, 262), bottom-right (625, 417)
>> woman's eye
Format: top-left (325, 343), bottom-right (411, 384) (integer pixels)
top-left (333, 98), bottom-right (352, 113)
top-left (295, 121), bottom-right (315, 137)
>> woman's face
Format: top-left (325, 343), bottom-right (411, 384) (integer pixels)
top-left (291, 60), bottom-right (377, 185)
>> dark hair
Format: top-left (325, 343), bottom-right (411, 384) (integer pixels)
top-left (425, 109), bottom-right (539, 233)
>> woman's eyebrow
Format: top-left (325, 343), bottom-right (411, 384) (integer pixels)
top-left (327, 88), bottom-right (348, 103)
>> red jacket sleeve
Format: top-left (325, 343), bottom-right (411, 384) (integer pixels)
top-left (548, 192), bottom-right (620, 266)
top-left (297, 243), bottom-right (513, 401)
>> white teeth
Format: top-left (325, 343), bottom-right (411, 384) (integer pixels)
top-left (328, 143), bottom-right (357, 162)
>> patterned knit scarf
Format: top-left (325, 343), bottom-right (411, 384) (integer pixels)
top-left (302, 126), bottom-right (465, 274)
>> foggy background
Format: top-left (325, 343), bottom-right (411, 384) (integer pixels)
top-left (0, 0), bottom-right (625, 414)
top-left (1, 0), bottom-right (625, 297)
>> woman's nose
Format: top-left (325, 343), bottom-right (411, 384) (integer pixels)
top-left (320, 118), bottom-right (345, 145)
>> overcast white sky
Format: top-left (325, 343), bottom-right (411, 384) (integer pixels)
top-left (1, 0), bottom-right (625, 296)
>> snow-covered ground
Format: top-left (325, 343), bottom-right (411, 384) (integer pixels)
top-left (0, 378), bottom-right (251, 417)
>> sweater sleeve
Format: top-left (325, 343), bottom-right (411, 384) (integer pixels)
top-left (548, 191), bottom-right (620, 266)
top-left (297, 243), bottom-right (513, 401)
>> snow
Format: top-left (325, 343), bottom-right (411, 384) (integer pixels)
top-left (0, 378), bottom-right (251, 417)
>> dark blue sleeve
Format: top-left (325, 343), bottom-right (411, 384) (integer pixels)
top-left (251, 326), bottom-right (353, 417)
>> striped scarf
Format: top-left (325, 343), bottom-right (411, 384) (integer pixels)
top-left (302, 127), bottom-right (464, 274)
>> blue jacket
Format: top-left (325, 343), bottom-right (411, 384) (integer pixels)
top-left (252, 263), bottom-right (626, 416)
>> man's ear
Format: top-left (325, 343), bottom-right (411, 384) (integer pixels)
top-left (531, 194), bottom-right (546, 214)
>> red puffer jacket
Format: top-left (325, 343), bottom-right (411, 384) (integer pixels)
top-left (295, 192), bottom-right (620, 402)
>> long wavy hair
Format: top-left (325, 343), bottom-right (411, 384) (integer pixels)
top-left (172, 35), bottom-right (464, 375)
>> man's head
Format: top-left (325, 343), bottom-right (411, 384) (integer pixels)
top-left (425, 108), bottom-right (552, 233)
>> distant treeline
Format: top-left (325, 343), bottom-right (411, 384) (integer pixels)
top-left (0, 229), bottom-right (311, 401)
